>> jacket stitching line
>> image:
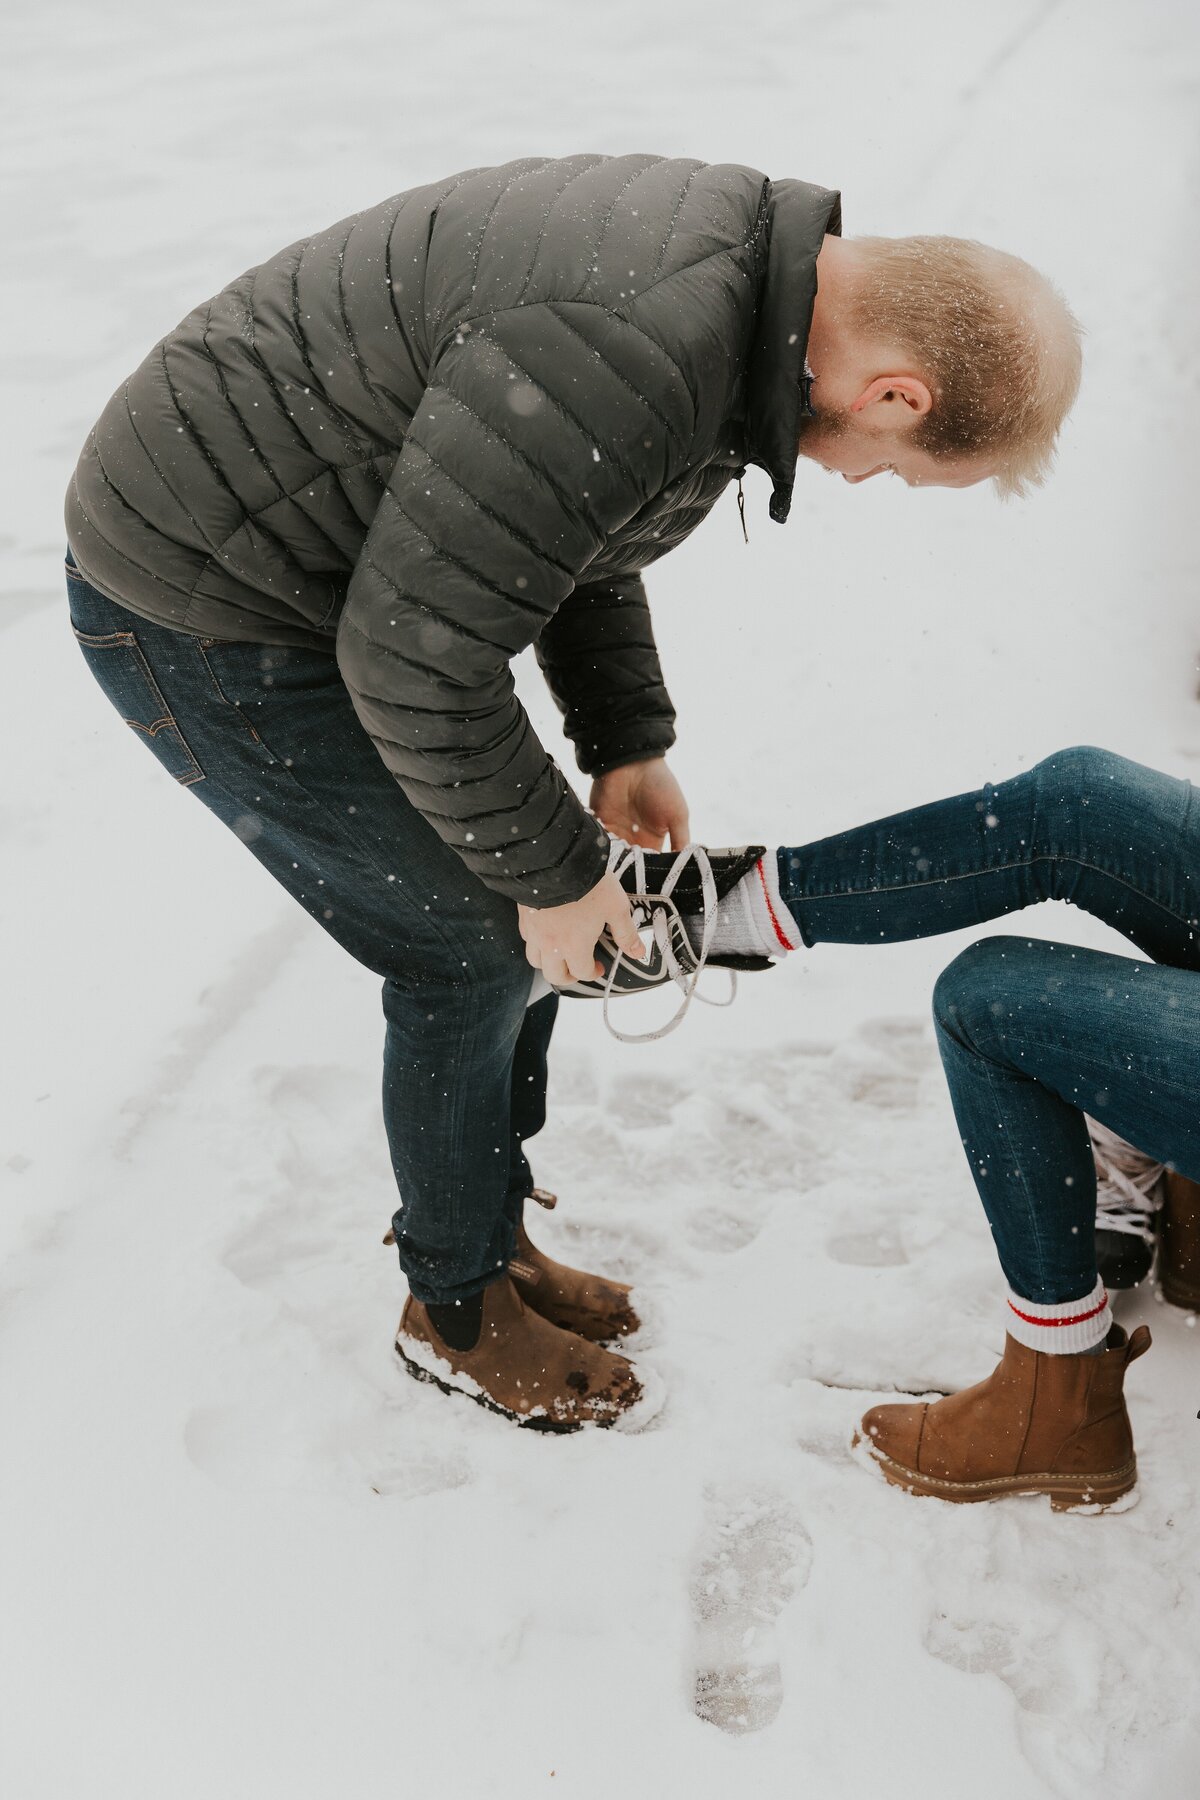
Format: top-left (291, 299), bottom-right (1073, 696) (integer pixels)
top-left (543, 303), bottom-right (685, 446)
top-left (236, 280), bottom-right (387, 546)
top-left (579, 156), bottom-right (667, 299)
top-left (407, 410), bottom-right (577, 572)
top-left (380, 498), bottom-right (553, 623)
top-left (383, 193), bottom-right (429, 380)
top-left (487, 336), bottom-right (643, 493)
top-left (433, 301), bottom-right (699, 458)
top-left (238, 264), bottom-right (387, 558)
top-left (418, 169), bottom-right (483, 346)
top-left (156, 343), bottom-right (300, 585)
top-left (648, 161), bottom-right (706, 282)
top-left (68, 478), bottom-right (196, 601)
top-left (402, 428), bottom-right (572, 583)
top-left (120, 386), bottom-right (222, 556)
top-left (509, 157), bottom-right (606, 311)
top-left (284, 241), bottom-right (389, 451)
top-left (396, 734), bottom-right (536, 799)
top-left (460, 158), bottom-right (559, 322)
top-left (339, 614), bottom-right (475, 689)
top-left (336, 217), bottom-right (397, 427)
top-left (202, 296), bottom-right (355, 569)
top-left (89, 426), bottom-right (212, 569)
top-left (359, 549), bottom-right (518, 653)
top-left (390, 721), bottom-right (532, 807)
top-left (349, 688), bottom-right (511, 724)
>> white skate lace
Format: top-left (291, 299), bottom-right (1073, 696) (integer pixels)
top-left (601, 837), bottom-right (736, 1043)
top-left (1087, 1117), bottom-right (1166, 1242)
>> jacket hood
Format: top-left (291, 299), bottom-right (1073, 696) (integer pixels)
top-left (744, 178), bottom-right (842, 524)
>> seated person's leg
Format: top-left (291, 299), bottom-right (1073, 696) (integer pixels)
top-left (856, 935), bottom-right (1200, 1508)
top-left (596, 747), bottom-right (1200, 989)
top-left (776, 745), bottom-right (1200, 966)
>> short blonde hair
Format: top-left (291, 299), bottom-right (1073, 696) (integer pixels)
top-left (850, 236), bottom-right (1083, 497)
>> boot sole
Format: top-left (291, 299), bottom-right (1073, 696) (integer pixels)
top-left (855, 1435), bottom-right (1137, 1512)
top-left (394, 1339), bottom-right (620, 1434)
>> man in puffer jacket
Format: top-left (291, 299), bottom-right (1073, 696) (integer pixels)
top-left (65, 154), bottom-right (1081, 1431)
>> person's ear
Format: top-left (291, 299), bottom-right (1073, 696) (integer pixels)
top-left (850, 375), bottom-right (933, 423)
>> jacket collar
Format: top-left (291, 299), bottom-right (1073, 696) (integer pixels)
top-left (744, 178), bottom-right (842, 523)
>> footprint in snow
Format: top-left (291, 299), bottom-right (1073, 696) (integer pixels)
top-left (605, 1069), bottom-right (688, 1129)
top-left (690, 1487), bottom-right (812, 1734)
top-left (924, 1614), bottom-right (1078, 1718)
top-left (684, 1197), bottom-right (769, 1253)
top-left (825, 1226), bottom-right (910, 1267)
top-left (183, 1400), bottom-right (471, 1501)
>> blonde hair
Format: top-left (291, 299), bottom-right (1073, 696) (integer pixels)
top-left (849, 236), bottom-right (1083, 497)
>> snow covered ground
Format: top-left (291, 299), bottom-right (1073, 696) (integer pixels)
top-left (4, 2), bottom-right (1200, 1794)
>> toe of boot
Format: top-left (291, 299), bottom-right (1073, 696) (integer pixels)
top-left (571, 1279), bottom-right (640, 1341)
top-left (574, 1352), bottom-right (643, 1425)
top-left (857, 1400), bottom-right (927, 1473)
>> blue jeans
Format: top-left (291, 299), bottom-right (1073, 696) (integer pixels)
top-left (778, 746), bottom-right (1200, 1305)
top-left (65, 554), bottom-right (553, 1305)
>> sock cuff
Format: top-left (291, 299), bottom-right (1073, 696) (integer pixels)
top-left (1005, 1279), bottom-right (1112, 1354)
top-left (756, 853), bottom-right (803, 953)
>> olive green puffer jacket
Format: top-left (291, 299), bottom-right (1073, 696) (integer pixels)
top-left (65, 154), bottom-right (840, 904)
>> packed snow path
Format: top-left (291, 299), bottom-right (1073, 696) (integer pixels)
top-left (4, 2), bottom-right (1200, 1795)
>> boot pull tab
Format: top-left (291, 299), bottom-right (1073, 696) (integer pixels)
top-left (735, 469), bottom-right (749, 544)
top-left (1126, 1323), bottom-right (1152, 1362)
top-left (530, 1186), bottom-right (557, 1210)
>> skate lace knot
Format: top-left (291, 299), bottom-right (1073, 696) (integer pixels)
top-left (1088, 1117), bottom-right (1166, 1240)
top-left (601, 838), bottom-right (734, 1043)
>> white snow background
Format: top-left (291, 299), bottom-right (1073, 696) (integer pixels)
top-left (3, 2), bottom-right (1200, 1795)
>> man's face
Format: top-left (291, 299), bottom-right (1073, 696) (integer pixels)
top-left (798, 413), bottom-right (991, 490)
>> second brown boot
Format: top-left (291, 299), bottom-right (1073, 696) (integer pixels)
top-left (1160, 1170), bottom-right (1200, 1310)
top-left (395, 1274), bottom-right (654, 1432)
top-left (854, 1323), bottom-right (1151, 1511)
top-left (508, 1212), bottom-right (640, 1343)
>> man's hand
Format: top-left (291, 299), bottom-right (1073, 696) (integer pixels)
top-left (518, 872), bottom-right (646, 986)
top-left (589, 757), bottom-right (690, 850)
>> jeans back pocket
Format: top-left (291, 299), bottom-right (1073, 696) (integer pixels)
top-left (71, 625), bottom-right (206, 787)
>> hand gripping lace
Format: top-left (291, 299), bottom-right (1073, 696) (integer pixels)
top-left (1087, 1117), bottom-right (1166, 1242)
top-left (602, 838), bottom-right (736, 1043)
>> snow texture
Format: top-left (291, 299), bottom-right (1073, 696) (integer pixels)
top-left (3, 2), bottom-right (1200, 1796)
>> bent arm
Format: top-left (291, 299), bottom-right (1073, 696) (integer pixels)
top-left (336, 307), bottom-right (693, 905)
top-left (534, 573), bottom-right (676, 777)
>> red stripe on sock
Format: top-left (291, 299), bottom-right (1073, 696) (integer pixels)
top-left (1008, 1292), bottom-right (1109, 1329)
top-left (756, 857), bottom-right (795, 952)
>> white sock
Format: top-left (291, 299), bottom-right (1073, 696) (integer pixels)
top-left (689, 852), bottom-right (802, 958)
top-left (1004, 1278), bottom-right (1112, 1355)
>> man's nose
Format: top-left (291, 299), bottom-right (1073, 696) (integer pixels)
top-left (842, 466), bottom-right (886, 484)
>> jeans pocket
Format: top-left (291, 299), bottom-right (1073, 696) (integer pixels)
top-left (196, 639), bottom-right (341, 759)
top-left (72, 626), bottom-right (206, 786)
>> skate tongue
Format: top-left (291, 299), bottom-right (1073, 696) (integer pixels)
top-left (612, 842), bottom-right (765, 911)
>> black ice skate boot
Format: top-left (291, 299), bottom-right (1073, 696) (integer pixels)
top-left (552, 839), bottom-right (787, 1040)
top-left (1089, 1118), bottom-right (1164, 1291)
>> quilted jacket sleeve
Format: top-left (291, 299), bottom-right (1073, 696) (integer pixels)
top-left (533, 574), bottom-right (676, 778)
top-left (335, 301), bottom-right (695, 906)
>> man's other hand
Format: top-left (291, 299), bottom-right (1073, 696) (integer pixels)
top-left (518, 873), bottom-right (646, 986)
top-left (589, 758), bottom-right (690, 851)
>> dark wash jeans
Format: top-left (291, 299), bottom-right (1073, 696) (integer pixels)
top-left (778, 746), bottom-right (1200, 1306)
top-left (65, 553), bottom-right (553, 1306)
